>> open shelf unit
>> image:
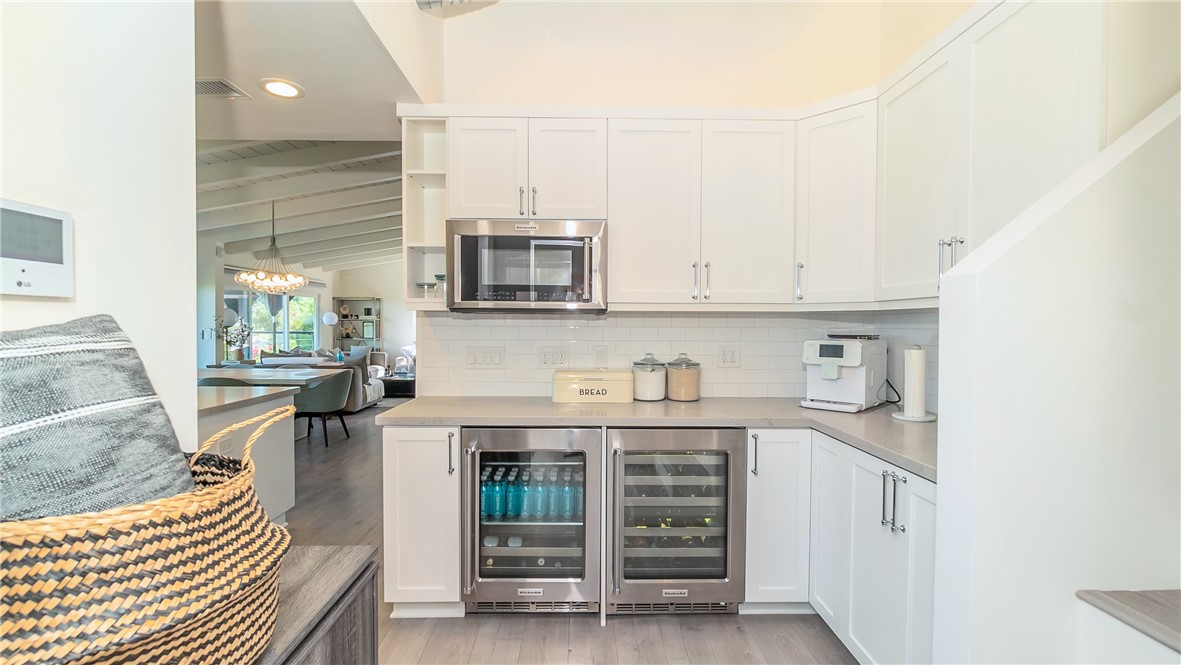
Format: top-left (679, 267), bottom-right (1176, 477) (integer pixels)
top-left (331, 296), bottom-right (381, 352)
top-left (402, 118), bottom-right (449, 310)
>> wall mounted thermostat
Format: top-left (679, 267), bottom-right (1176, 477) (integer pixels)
top-left (1, 199), bottom-right (74, 298)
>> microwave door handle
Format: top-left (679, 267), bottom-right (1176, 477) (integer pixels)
top-left (582, 239), bottom-right (592, 302)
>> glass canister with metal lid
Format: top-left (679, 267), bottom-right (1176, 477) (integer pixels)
top-left (666, 352), bottom-right (702, 402)
top-left (632, 353), bottom-right (667, 401)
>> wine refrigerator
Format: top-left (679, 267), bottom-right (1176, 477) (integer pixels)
top-left (606, 428), bottom-right (747, 614)
top-left (460, 428), bottom-right (601, 613)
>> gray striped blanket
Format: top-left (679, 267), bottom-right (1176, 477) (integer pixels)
top-left (0, 314), bottom-right (194, 521)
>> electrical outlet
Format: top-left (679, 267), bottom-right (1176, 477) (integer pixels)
top-left (718, 344), bottom-right (740, 367)
top-left (465, 346), bottom-right (504, 369)
top-left (539, 346), bottom-right (569, 368)
top-left (591, 345), bottom-right (608, 368)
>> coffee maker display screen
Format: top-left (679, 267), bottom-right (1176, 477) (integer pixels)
top-left (819, 344), bottom-right (845, 359)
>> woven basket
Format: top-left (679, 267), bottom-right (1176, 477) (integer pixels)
top-left (1, 405), bottom-right (295, 665)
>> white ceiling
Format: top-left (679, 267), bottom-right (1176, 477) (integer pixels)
top-left (196, 0), bottom-right (420, 141)
top-left (198, 140), bottom-right (403, 272)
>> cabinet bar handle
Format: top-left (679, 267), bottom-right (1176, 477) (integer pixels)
top-left (795, 262), bottom-right (804, 301)
top-left (691, 262), bottom-right (700, 301)
top-left (447, 431), bottom-right (455, 475)
top-left (703, 262), bottom-right (711, 300)
top-left (881, 470), bottom-right (889, 526)
top-left (612, 447), bottom-right (623, 595)
top-left (751, 433), bottom-right (759, 476)
top-left (531, 187), bottom-right (538, 216)
top-left (890, 472), bottom-right (906, 533)
top-left (950, 236), bottom-right (964, 267)
top-left (937, 239), bottom-right (946, 281)
top-left (462, 444), bottom-right (476, 595)
top-left (519, 187), bottom-right (525, 216)
top-left (582, 239), bottom-right (593, 303)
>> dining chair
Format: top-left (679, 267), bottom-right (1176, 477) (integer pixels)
top-left (292, 370), bottom-right (352, 447)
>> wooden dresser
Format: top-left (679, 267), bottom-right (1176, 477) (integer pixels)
top-left (256, 545), bottom-right (379, 665)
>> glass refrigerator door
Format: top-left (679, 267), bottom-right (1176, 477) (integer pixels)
top-left (621, 451), bottom-right (729, 580)
top-left (477, 450), bottom-right (587, 580)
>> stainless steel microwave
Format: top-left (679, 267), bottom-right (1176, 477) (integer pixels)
top-left (446, 219), bottom-right (607, 312)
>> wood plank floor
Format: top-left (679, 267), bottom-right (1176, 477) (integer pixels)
top-left (284, 402), bottom-right (856, 665)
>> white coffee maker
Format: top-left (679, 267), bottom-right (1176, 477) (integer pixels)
top-left (800, 338), bottom-right (887, 413)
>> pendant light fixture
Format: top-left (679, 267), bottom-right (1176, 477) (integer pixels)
top-left (234, 201), bottom-right (308, 294)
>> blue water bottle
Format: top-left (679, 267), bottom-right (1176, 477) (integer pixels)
top-left (560, 471), bottom-right (574, 521)
top-left (574, 471), bottom-right (585, 522)
top-left (478, 468), bottom-right (491, 522)
top-left (506, 469), bottom-right (521, 521)
top-left (547, 469), bottom-right (561, 520)
top-left (490, 469), bottom-right (506, 521)
top-left (519, 471), bottom-right (533, 521)
top-left (530, 472), bottom-right (546, 521)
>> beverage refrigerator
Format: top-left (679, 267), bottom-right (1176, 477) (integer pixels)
top-left (460, 428), bottom-right (601, 612)
top-left (606, 428), bottom-right (747, 614)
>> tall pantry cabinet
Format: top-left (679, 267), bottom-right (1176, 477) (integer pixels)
top-left (876, 0), bottom-right (1106, 301)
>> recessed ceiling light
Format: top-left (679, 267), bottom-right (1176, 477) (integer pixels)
top-left (259, 78), bottom-right (304, 99)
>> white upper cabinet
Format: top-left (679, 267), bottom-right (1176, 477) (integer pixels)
top-left (448, 117), bottom-right (529, 219)
top-left (795, 102), bottom-right (877, 303)
top-left (608, 119), bottom-right (703, 304)
top-left (449, 117), bottom-right (607, 220)
top-left (701, 121), bottom-right (796, 304)
top-left (877, 49), bottom-right (961, 301)
top-left (958, 0), bottom-right (1104, 253)
top-left (528, 118), bottom-right (608, 219)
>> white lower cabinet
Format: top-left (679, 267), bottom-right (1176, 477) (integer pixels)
top-left (382, 427), bottom-right (461, 607)
top-left (744, 429), bottom-right (812, 604)
top-left (811, 432), bottom-right (937, 664)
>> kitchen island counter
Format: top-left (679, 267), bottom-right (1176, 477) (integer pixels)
top-left (375, 396), bottom-right (937, 481)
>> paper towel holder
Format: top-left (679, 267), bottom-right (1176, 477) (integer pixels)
top-left (892, 344), bottom-right (937, 423)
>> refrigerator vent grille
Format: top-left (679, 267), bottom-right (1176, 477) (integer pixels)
top-left (612, 602), bottom-right (736, 615)
top-left (470, 601), bottom-right (594, 613)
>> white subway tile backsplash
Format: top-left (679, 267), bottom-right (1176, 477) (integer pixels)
top-left (415, 309), bottom-right (940, 411)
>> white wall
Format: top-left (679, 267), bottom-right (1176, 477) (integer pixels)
top-left (442, 1), bottom-right (884, 107)
top-left (0, 2), bottom-right (198, 447)
top-left (1105, 0), bottom-right (1181, 144)
top-left (334, 261), bottom-right (415, 357)
top-left (933, 97), bottom-right (1181, 663)
top-left (413, 310), bottom-right (939, 407)
top-left (879, 0), bottom-right (975, 77)
top-left (357, 0), bottom-right (445, 104)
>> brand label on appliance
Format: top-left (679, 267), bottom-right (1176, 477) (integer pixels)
top-left (514, 223), bottom-right (539, 232)
top-left (517, 588), bottom-right (544, 597)
top-left (662, 589), bottom-right (689, 598)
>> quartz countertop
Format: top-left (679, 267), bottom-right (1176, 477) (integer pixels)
top-left (375, 397), bottom-right (938, 481)
top-left (197, 386), bottom-right (300, 417)
top-left (1077, 589), bottom-right (1181, 653)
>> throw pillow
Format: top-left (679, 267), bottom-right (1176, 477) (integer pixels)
top-left (0, 315), bottom-right (196, 521)
top-left (349, 345), bottom-right (371, 358)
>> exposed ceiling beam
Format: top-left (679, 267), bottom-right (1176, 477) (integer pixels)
top-left (274, 229), bottom-right (402, 259)
top-left (197, 180), bottom-right (401, 231)
top-left (197, 140), bottom-right (272, 156)
top-left (204, 201), bottom-right (402, 244)
top-left (196, 157), bottom-right (401, 212)
top-left (219, 216), bottom-right (400, 254)
top-left (319, 255), bottom-right (404, 272)
top-left (198, 141), bottom-right (401, 187)
top-left (290, 241), bottom-right (402, 266)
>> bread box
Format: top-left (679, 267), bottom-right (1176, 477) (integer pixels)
top-left (552, 369), bottom-right (634, 404)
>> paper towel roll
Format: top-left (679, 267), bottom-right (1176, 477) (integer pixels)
top-left (902, 346), bottom-right (926, 418)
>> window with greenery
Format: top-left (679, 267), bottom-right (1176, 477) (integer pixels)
top-left (224, 289), bottom-right (318, 357)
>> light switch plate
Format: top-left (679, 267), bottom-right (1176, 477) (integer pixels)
top-left (465, 346), bottom-right (504, 369)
